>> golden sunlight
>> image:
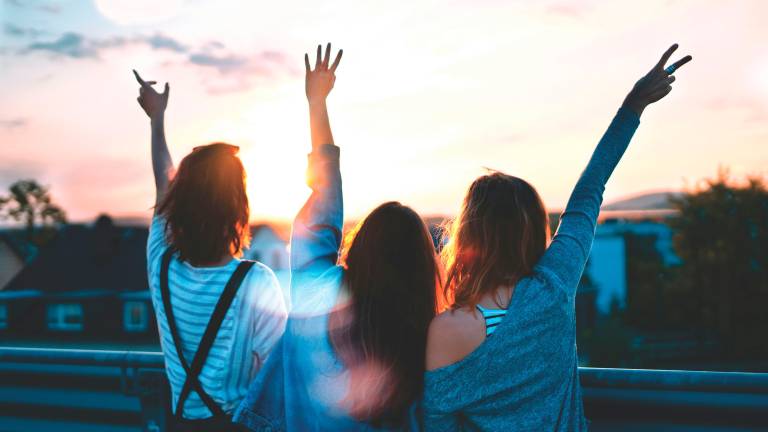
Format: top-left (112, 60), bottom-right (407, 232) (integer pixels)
top-left (197, 94), bottom-right (312, 221)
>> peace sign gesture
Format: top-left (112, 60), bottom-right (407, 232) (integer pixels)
top-left (305, 43), bottom-right (343, 104)
top-left (133, 69), bottom-right (170, 121)
top-left (622, 44), bottom-right (692, 115)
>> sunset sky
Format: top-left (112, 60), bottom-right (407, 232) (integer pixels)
top-left (1, 0), bottom-right (767, 223)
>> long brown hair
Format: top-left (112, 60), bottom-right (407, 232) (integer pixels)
top-left (157, 143), bottom-right (250, 266)
top-left (329, 202), bottom-right (442, 427)
top-left (442, 171), bottom-right (549, 309)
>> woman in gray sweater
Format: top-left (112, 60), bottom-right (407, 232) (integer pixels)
top-left (424, 44), bottom-right (692, 431)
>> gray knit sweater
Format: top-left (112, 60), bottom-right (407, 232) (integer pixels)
top-left (423, 107), bottom-right (641, 431)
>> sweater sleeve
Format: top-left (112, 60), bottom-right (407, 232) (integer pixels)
top-left (424, 412), bottom-right (461, 432)
top-left (289, 144), bottom-right (343, 298)
top-left (536, 107), bottom-right (640, 300)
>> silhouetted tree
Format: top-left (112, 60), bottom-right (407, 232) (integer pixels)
top-left (0, 179), bottom-right (66, 243)
top-left (669, 170), bottom-right (768, 364)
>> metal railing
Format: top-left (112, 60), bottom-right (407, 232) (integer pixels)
top-left (0, 347), bottom-right (165, 368)
top-left (1, 347), bottom-right (768, 431)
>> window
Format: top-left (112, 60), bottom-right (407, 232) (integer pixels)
top-left (0, 303), bottom-right (7, 330)
top-left (47, 303), bottom-right (84, 331)
top-left (123, 301), bottom-right (148, 332)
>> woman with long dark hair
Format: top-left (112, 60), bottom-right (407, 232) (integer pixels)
top-left (134, 70), bottom-right (287, 431)
top-left (235, 44), bottom-right (442, 431)
top-left (424, 45), bottom-right (692, 430)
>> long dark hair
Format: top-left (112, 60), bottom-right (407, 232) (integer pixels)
top-left (442, 171), bottom-right (549, 309)
top-left (157, 143), bottom-right (250, 266)
top-left (329, 201), bottom-right (442, 427)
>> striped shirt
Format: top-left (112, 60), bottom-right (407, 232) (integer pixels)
top-left (475, 305), bottom-right (508, 336)
top-left (147, 216), bottom-right (287, 419)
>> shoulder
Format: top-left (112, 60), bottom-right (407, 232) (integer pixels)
top-left (426, 306), bottom-right (486, 371)
top-left (241, 262), bottom-right (286, 309)
top-left (146, 216), bottom-right (169, 261)
top-left (244, 260), bottom-right (277, 281)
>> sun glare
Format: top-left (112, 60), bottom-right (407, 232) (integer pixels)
top-left (193, 94), bottom-right (312, 222)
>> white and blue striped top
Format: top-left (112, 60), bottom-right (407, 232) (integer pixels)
top-left (147, 216), bottom-right (287, 419)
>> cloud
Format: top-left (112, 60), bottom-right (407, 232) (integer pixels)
top-left (0, 118), bottom-right (27, 130)
top-left (25, 32), bottom-right (99, 58)
top-left (4, 0), bottom-right (60, 14)
top-left (189, 52), bottom-right (248, 71)
top-left (192, 49), bottom-right (296, 94)
top-left (21, 32), bottom-right (174, 59)
top-left (3, 23), bottom-right (45, 38)
top-left (18, 31), bottom-right (295, 93)
top-left (145, 34), bottom-right (188, 53)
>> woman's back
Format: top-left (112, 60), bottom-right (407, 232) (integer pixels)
top-left (147, 216), bottom-right (287, 418)
top-left (424, 269), bottom-right (583, 430)
top-left (424, 106), bottom-right (642, 431)
top-left (237, 44), bottom-right (434, 431)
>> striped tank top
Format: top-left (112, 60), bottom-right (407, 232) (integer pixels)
top-left (476, 304), bottom-right (508, 336)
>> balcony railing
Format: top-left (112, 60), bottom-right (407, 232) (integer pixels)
top-left (1, 347), bottom-right (767, 431)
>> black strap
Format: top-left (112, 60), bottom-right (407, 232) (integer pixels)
top-left (160, 249), bottom-right (255, 419)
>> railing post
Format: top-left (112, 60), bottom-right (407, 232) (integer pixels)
top-left (136, 369), bottom-right (171, 432)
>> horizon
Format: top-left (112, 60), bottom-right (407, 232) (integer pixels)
top-left (0, 188), bottom-right (680, 230)
top-left (2, 0), bottom-right (768, 222)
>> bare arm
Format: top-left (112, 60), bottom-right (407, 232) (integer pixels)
top-left (133, 69), bottom-right (173, 207)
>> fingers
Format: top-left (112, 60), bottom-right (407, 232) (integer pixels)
top-left (648, 86), bottom-right (673, 102)
top-left (665, 55), bottom-right (693, 74)
top-left (656, 43), bottom-right (679, 69)
top-left (132, 69), bottom-right (146, 86)
top-left (323, 43), bottom-right (331, 68)
top-left (308, 43), bottom-right (342, 72)
top-left (330, 49), bottom-right (343, 72)
top-left (649, 76), bottom-right (674, 92)
top-left (163, 82), bottom-right (170, 96)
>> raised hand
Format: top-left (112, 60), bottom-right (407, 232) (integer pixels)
top-left (305, 43), bottom-right (343, 105)
top-left (622, 44), bottom-right (692, 116)
top-left (133, 69), bottom-right (170, 121)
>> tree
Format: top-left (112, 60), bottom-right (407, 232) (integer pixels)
top-left (669, 170), bottom-right (768, 365)
top-left (0, 179), bottom-right (66, 242)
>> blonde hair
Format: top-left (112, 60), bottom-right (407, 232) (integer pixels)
top-left (442, 171), bottom-right (550, 309)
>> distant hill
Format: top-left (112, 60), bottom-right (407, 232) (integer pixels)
top-left (603, 191), bottom-right (683, 211)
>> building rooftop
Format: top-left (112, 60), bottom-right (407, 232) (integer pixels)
top-left (4, 216), bottom-right (149, 294)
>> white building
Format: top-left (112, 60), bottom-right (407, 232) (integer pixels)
top-left (584, 221), bottom-right (679, 315)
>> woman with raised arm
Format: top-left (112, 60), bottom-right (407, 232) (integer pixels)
top-left (133, 70), bottom-right (287, 431)
top-left (424, 45), bottom-right (692, 430)
top-left (235, 44), bottom-right (442, 431)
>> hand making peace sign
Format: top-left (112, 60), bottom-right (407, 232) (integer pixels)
top-left (623, 44), bottom-right (693, 115)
